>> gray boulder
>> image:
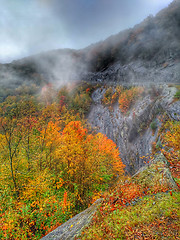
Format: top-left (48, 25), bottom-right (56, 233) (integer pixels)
top-left (41, 199), bottom-right (102, 240)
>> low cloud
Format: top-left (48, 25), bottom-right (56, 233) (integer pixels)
top-left (0, 0), bottom-right (173, 63)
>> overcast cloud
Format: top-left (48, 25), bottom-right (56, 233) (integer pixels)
top-left (0, 0), bottom-right (173, 63)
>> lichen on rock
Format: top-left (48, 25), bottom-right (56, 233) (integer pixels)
top-left (132, 153), bottom-right (178, 191)
top-left (41, 199), bottom-right (102, 240)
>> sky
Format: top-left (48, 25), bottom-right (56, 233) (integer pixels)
top-left (0, 0), bottom-right (173, 63)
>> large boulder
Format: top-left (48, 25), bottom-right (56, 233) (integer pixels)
top-left (133, 153), bottom-right (178, 191)
top-left (41, 199), bottom-right (102, 240)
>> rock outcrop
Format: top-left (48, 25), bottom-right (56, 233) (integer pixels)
top-left (83, 60), bottom-right (180, 85)
top-left (88, 85), bottom-right (179, 174)
top-left (133, 153), bottom-right (178, 190)
top-left (41, 199), bottom-right (102, 240)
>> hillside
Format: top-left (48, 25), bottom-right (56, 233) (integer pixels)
top-left (0, 80), bottom-right (179, 239)
top-left (83, 0), bottom-right (180, 72)
top-left (0, 1), bottom-right (179, 240)
top-left (0, 0), bottom-right (180, 101)
top-left (40, 85), bottom-right (180, 240)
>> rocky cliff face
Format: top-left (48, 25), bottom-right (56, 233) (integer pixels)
top-left (88, 85), bottom-right (179, 174)
top-left (83, 59), bottom-right (180, 85)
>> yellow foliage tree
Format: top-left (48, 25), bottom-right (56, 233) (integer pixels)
top-left (43, 121), bottom-right (125, 204)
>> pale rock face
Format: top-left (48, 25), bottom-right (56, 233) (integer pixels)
top-left (83, 60), bottom-right (180, 85)
top-left (87, 85), bottom-right (179, 174)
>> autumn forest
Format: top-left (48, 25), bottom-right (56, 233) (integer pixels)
top-left (0, 1), bottom-right (180, 239)
top-left (0, 82), bottom-right (179, 239)
top-left (0, 83), bottom-right (125, 239)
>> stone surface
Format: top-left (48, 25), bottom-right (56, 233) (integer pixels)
top-left (87, 85), bottom-right (179, 174)
top-left (83, 60), bottom-right (180, 85)
top-left (133, 153), bottom-right (178, 190)
top-left (41, 199), bottom-right (102, 240)
top-left (167, 100), bottom-right (180, 121)
top-left (88, 87), bottom-right (158, 173)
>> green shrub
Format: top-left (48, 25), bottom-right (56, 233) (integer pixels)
top-left (174, 90), bottom-right (180, 99)
top-left (150, 120), bottom-right (157, 130)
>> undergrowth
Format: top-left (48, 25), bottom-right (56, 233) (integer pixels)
top-left (78, 113), bottom-right (180, 240)
top-left (79, 192), bottom-right (180, 239)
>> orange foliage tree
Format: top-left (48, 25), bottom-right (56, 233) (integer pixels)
top-left (161, 121), bottom-right (180, 179)
top-left (44, 121), bottom-right (124, 205)
top-left (118, 87), bottom-right (144, 113)
top-left (0, 92), bottom-right (125, 239)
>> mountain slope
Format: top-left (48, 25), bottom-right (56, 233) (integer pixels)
top-left (83, 0), bottom-right (180, 72)
top-left (0, 0), bottom-right (180, 101)
top-left (0, 2), bottom-right (179, 239)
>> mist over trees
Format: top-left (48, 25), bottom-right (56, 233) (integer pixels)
top-left (0, 1), bottom-right (179, 239)
top-left (0, 0), bottom-right (180, 102)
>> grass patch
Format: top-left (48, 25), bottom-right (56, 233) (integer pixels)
top-left (174, 90), bottom-right (180, 100)
top-left (80, 192), bottom-right (180, 239)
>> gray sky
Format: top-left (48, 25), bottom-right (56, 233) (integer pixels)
top-left (0, 0), bottom-right (173, 63)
